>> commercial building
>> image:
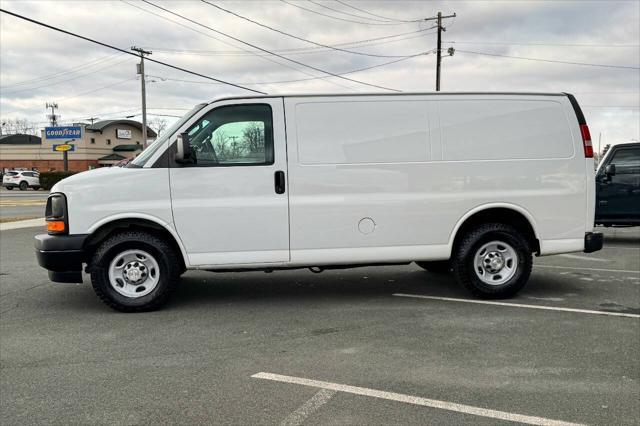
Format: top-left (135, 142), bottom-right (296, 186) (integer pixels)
top-left (0, 119), bottom-right (156, 172)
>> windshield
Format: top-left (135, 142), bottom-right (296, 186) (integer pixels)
top-left (128, 103), bottom-right (207, 167)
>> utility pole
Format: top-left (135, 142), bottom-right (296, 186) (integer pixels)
top-left (131, 46), bottom-right (152, 146)
top-left (87, 117), bottom-right (98, 125)
top-left (434, 12), bottom-right (456, 91)
top-left (598, 132), bottom-right (602, 156)
top-left (46, 102), bottom-right (58, 126)
top-left (436, 12), bottom-right (442, 91)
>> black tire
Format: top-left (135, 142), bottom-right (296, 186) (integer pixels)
top-left (451, 223), bottom-right (532, 299)
top-left (19, 181), bottom-right (28, 191)
top-left (415, 260), bottom-right (451, 273)
top-left (90, 231), bottom-right (181, 312)
top-left (5, 186), bottom-right (13, 190)
top-left (33, 186), bottom-right (40, 190)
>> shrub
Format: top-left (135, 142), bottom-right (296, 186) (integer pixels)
top-left (39, 171), bottom-right (76, 190)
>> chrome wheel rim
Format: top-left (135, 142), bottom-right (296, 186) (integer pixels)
top-left (474, 241), bottom-right (518, 285)
top-left (108, 249), bottom-right (160, 298)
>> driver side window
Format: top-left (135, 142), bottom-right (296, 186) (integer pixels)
top-left (186, 104), bottom-right (273, 167)
top-left (609, 147), bottom-right (640, 174)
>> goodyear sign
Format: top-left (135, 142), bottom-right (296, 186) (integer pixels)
top-left (53, 143), bottom-right (75, 152)
top-left (45, 126), bottom-right (82, 140)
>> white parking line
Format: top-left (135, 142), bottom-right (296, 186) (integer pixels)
top-left (253, 372), bottom-right (584, 426)
top-left (392, 293), bottom-right (640, 318)
top-left (534, 264), bottom-right (640, 275)
top-left (280, 388), bottom-right (336, 426)
top-left (557, 253), bottom-right (608, 262)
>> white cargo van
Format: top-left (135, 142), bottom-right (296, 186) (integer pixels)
top-left (35, 92), bottom-right (603, 312)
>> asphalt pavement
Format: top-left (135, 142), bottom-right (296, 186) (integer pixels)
top-left (0, 188), bottom-right (48, 219)
top-left (0, 225), bottom-right (638, 425)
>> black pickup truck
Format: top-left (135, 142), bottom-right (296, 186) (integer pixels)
top-left (595, 142), bottom-right (640, 226)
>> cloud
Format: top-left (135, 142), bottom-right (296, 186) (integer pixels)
top-left (1, 0), bottom-right (638, 145)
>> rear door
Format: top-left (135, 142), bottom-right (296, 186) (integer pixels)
top-left (596, 144), bottom-right (640, 221)
top-left (169, 98), bottom-right (290, 266)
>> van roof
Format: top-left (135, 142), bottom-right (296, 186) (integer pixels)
top-left (209, 91), bottom-right (569, 104)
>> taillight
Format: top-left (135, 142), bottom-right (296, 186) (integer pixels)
top-left (580, 124), bottom-right (593, 158)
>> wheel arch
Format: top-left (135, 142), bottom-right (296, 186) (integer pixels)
top-left (84, 216), bottom-right (188, 271)
top-left (448, 204), bottom-right (541, 256)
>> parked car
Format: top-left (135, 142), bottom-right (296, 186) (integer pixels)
top-left (35, 92), bottom-right (603, 312)
top-left (2, 170), bottom-right (40, 190)
top-left (595, 141), bottom-right (640, 226)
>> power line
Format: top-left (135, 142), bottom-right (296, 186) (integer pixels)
top-left (121, 0), bottom-right (352, 91)
top-left (0, 53), bottom-right (124, 88)
top-left (202, 1), bottom-right (419, 59)
top-left (154, 52), bottom-right (432, 86)
top-left (0, 8), bottom-right (266, 94)
top-left (143, 1), bottom-right (401, 92)
top-left (145, 29), bottom-right (436, 57)
top-left (19, 107), bottom-right (192, 124)
top-left (1, 77), bottom-right (138, 116)
top-left (2, 57), bottom-right (134, 95)
top-left (308, 0), bottom-right (395, 23)
top-left (456, 49), bottom-right (640, 70)
top-left (334, 0), bottom-right (420, 23)
top-left (447, 40), bottom-right (640, 48)
top-left (54, 77), bottom-right (138, 102)
top-left (280, 0), bottom-right (413, 25)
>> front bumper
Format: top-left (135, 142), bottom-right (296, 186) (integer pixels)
top-left (584, 232), bottom-right (604, 253)
top-left (34, 234), bottom-right (88, 283)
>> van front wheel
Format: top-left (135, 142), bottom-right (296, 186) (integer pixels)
top-left (451, 223), bottom-right (532, 299)
top-left (90, 231), bottom-right (181, 312)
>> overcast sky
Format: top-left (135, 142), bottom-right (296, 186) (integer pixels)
top-left (1, 0), bottom-right (638, 149)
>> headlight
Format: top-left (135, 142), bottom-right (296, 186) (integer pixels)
top-left (45, 193), bottom-right (68, 235)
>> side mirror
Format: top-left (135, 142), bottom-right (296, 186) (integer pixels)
top-left (605, 163), bottom-right (616, 178)
top-left (175, 132), bottom-right (192, 164)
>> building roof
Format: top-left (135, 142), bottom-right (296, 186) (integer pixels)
top-left (0, 134), bottom-right (42, 145)
top-left (86, 119), bottom-right (157, 137)
top-left (98, 153), bottom-right (127, 161)
top-left (113, 144), bottom-right (143, 152)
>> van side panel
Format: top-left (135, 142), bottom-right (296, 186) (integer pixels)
top-left (296, 100), bottom-right (431, 164)
top-left (286, 95), bottom-right (450, 265)
top-left (285, 94), bottom-right (586, 266)
top-left (439, 99), bottom-right (574, 160)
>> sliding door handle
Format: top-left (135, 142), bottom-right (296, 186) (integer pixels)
top-left (274, 170), bottom-right (286, 194)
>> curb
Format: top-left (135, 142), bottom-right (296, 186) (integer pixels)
top-left (0, 218), bottom-right (45, 231)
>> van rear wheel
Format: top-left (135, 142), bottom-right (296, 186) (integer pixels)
top-left (90, 231), bottom-right (181, 312)
top-left (451, 223), bottom-right (532, 299)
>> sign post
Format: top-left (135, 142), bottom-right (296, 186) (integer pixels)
top-left (53, 143), bottom-right (75, 171)
top-left (45, 126), bottom-right (82, 172)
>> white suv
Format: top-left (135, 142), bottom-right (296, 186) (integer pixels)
top-left (2, 170), bottom-right (40, 190)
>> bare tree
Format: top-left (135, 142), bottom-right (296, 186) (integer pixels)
top-left (212, 129), bottom-right (229, 160)
top-left (147, 118), bottom-right (168, 136)
top-left (1, 119), bottom-right (39, 136)
top-left (242, 122), bottom-right (264, 153)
